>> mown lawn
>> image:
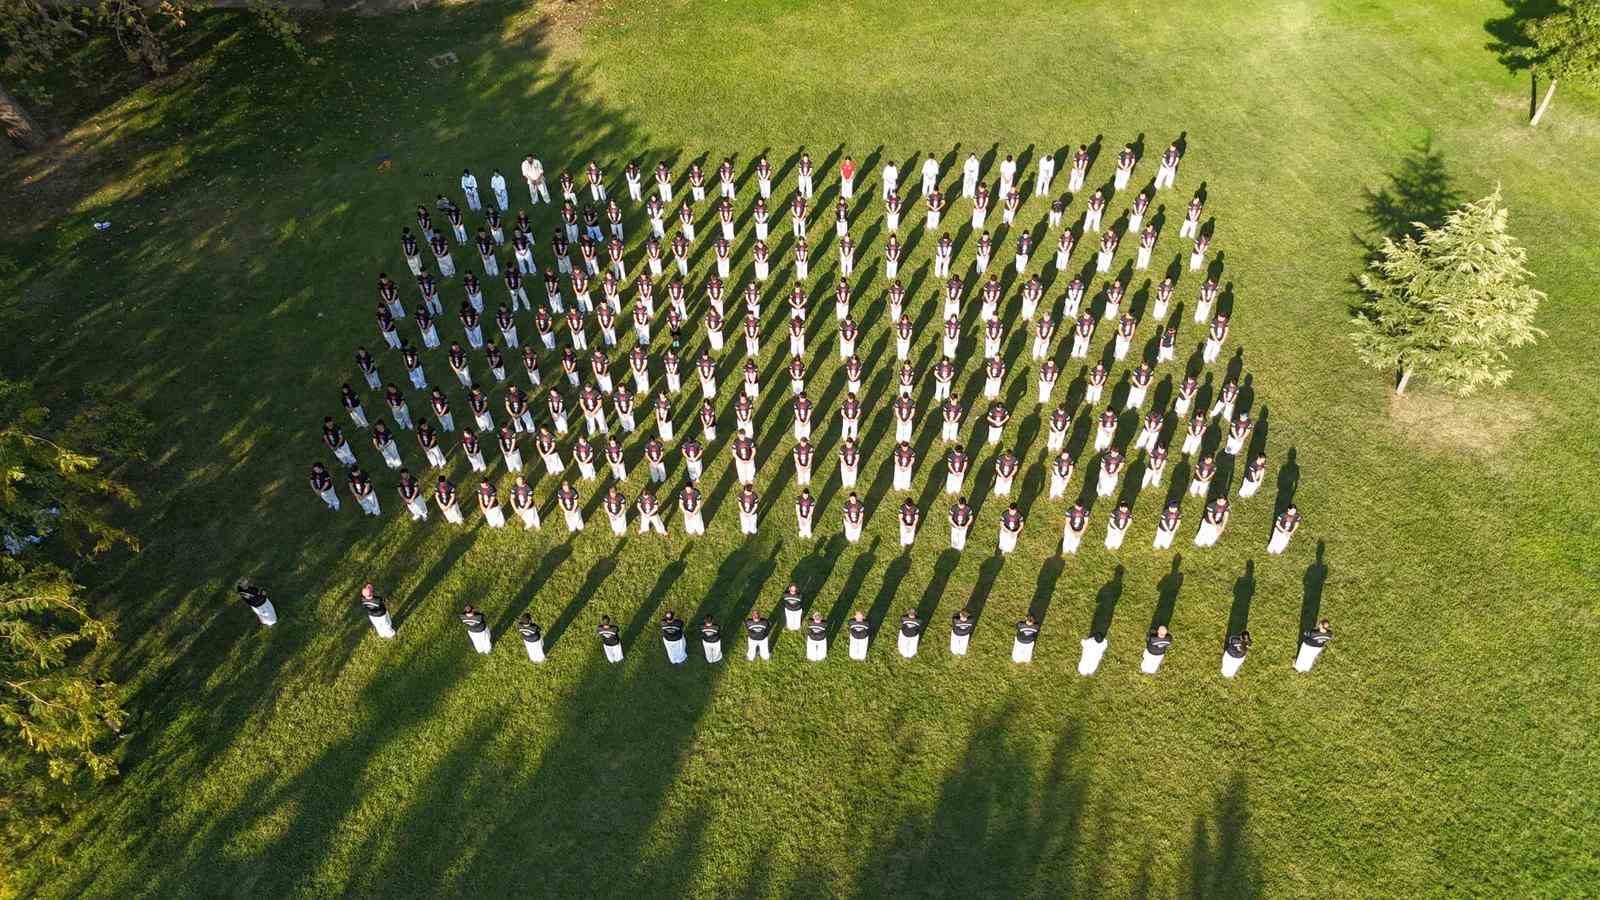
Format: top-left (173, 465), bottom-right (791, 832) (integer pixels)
top-left (3, 0), bottom-right (1597, 896)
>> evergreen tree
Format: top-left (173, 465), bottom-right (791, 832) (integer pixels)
top-left (0, 379), bottom-right (137, 867)
top-left (1351, 188), bottom-right (1546, 396)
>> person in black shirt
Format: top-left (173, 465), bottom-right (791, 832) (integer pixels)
top-left (1221, 630), bottom-right (1251, 679)
top-left (847, 611), bottom-right (871, 660)
top-left (461, 605), bottom-right (491, 654)
top-left (1013, 614), bottom-right (1040, 663)
top-left (516, 613), bottom-right (545, 663)
top-left (745, 610), bottom-right (772, 661)
top-left (803, 612), bottom-right (829, 661)
top-left (235, 578), bottom-right (277, 627)
top-left (360, 583), bottom-right (394, 639)
top-left (950, 608), bottom-right (975, 656)
top-left (897, 609), bottom-right (924, 658)
top-left (598, 614), bottom-right (624, 663)
top-left (700, 615), bottom-right (723, 663)
top-left (1295, 619), bottom-right (1333, 672)
top-left (781, 583), bottom-right (805, 631)
top-left (1142, 625), bottom-right (1172, 674)
top-left (661, 610), bottom-right (688, 664)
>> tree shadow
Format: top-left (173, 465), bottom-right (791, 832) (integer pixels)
top-left (1359, 135), bottom-right (1461, 247)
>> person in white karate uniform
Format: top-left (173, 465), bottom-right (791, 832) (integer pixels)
top-left (1295, 620), bottom-right (1333, 672)
top-left (460, 169), bottom-right (481, 211)
top-left (923, 155), bottom-right (942, 196)
top-left (897, 610), bottom-right (924, 658)
top-left (1078, 631), bottom-right (1109, 675)
top-left (489, 169), bottom-right (510, 209)
top-left (1012, 615), bottom-right (1040, 663)
top-left (1220, 631), bottom-right (1251, 679)
top-left (235, 579), bottom-right (277, 627)
top-left (960, 152), bottom-right (980, 198)
top-left (1034, 151), bottom-right (1056, 196)
top-left (661, 611), bottom-right (688, 665)
top-left (460, 605), bottom-right (492, 654)
top-left (360, 583), bottom-right (395, 639)
top-left (804, 612), bottom-right (829, 661)
top-left (1141, 625), bottom-right (1172, 674)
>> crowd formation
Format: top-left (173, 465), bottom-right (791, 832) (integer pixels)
top-left (310, 140), bottom-right (1304, 562)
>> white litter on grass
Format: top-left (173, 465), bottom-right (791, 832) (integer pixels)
top-left (94, 221), bottom-right (112, 231)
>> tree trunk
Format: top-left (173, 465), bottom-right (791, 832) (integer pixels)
top-left (1396, 367), bottom-right (1412, 395)
top-left (0, 80), bottom-right (46, 151)
top-left (1530, 78), bottom-right (1558, 127)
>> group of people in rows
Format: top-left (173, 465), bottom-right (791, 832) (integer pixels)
top-left (312, 138), bottom-right (1305, 559)
top-left (235, 579), bottom-right (1336, 675)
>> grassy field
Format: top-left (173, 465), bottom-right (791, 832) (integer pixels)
top-left (3, 0), bottom-right (1598, 896)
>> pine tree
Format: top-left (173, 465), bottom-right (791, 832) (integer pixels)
top-left (1351, 188), bottom-right (1546, 396)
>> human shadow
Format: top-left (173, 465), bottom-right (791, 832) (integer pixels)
top-left (1300, 540), bottom-right (1328, 636)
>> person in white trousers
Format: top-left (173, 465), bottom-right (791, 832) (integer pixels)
top-left (597, 615), bottom-right (624, 663)
top-left (1078, 632), bottom-right (1109, 675)
top-left (1012, 615), bottom-right (1039, 663)
top-left (235, 579), bottom-right (277, 627)
top-left (661, 611), bottom-right (688, 664)
top-left (701, 616), bottom-right (724, 663)
top-left (804, 612), bottom-right (829, 661)
top-left (745, 611), bottom-right (773, 660)
top-left (897, 610), bottom-right (924, 658)
top-left (1295, 620), bottom-right (1332, 672)
top-left (847, 612), bottom-right (871, 660)
top-left (460, 605), bottom-right (492, 654)
top-left (360, 583), bottom-right (395, 638)
top-left (516, 614), bottom-right (545, 663)
top-left (1141, 625), bottom-right (1172, 674)
top-left (1220, 631), bottom-right (1251, 678)
top-left (950, 609), bottom-right (975, 656)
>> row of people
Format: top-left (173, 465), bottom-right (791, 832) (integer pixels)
top-left (268, 581), bottom-right (1332, 675)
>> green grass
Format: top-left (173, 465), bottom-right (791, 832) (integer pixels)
top-left (3, 0), bottom-right (1598, 896)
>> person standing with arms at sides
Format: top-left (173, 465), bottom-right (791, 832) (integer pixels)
top-left (1194, 497), bottom-right (1231, 547)
top-left (1013, 614), bottom-right (1040, 663)
top-left (522, 154), bottom-right (549, 203)
top-left (1268, 505), bottom-right (1302, 555)
top-left (803, 612), bottom-right (829, 661)
top-left (310, 461), bottom-right (340, 511)
top-left (842, 490), bottom-right (867, 543)
top-left (1142, 624), bottom-right (1173, 674)
top-left (236, 578), bottom-right (277, 627)
top-left (997, 152), bottom-right (1017, 197)
top-left (898, 610), bottom-right (924, 658)
top-left (699, 614), bottom-right (724, 663)
top-left (881, 157), bottom-right (899, 199)
top-left (349, 467), bottom-right (380, 516)
top-left (1061, 502), bottom-right (1089, 555)
top-left (745, 610), bottom-right (773, 661)
top-left (840, 437), bottom-right (862, 491)
top-left (1049, 449), bottom-right (1075, 499)
top-left (839, 154), bottom-right (857, 199)
top-left (1104, 501), bottom-right (1133, 550)
top-left (951, 151), bottom-right (974, 198)
top-left (1083, 189), bottom-right (1106, 232)
top-left (488, 168), bottom-right (510, 211)
top-left (998, 502), bottom-right (1024, 555)
top-left (795, 487), bottom-right (817, 539)
top-left (1047, 404), bottom-right (1071, 453)
top-left (661, 611), bottom-right (688, 665)
top-left (1035, 150), bottom-right (1057, 196)
top-left (361, 583), bottom-right (395, 639)
top-left (511, 475), bottom-right (540, 530)
top-left (398, 469), bottom-right (429, 521)
top-left (598, 615), bottom-right (624, 664)
top-left (604, 485), bottom-right (629, 536)
top-left (780, 583), bottom-right (806, 632)
top-left (461, 605), bottom-right (491, 654)
top-left (516, 613), bottom-right (545, 663)
top-left (925, 188), bottom-right (945, 231)
top-left (1218, 630), bottom-right (1252, 678)
top-left (797, 150), bottom-right (815, 199)
top-left (898, 498), bottom-right (921, 549)
top-left (460, 168), bottom-right (481, 211)
top-left (737, 483), bottom-right (760, 535)
top-left (549, 479), bottom-right (581, 533)
top-left (1238, 453), bottom-right (1268, 498)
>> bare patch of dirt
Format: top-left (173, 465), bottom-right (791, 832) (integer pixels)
top-left (1387, 391), bottom-right (1533, 456)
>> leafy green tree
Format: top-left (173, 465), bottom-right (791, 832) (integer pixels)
top-left (0, 379), bottom-right (137, 871)
top-left (1508, 0), bottom-right (1600, 125)
top-left (1351, 188), bottom-right (1546, 396)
